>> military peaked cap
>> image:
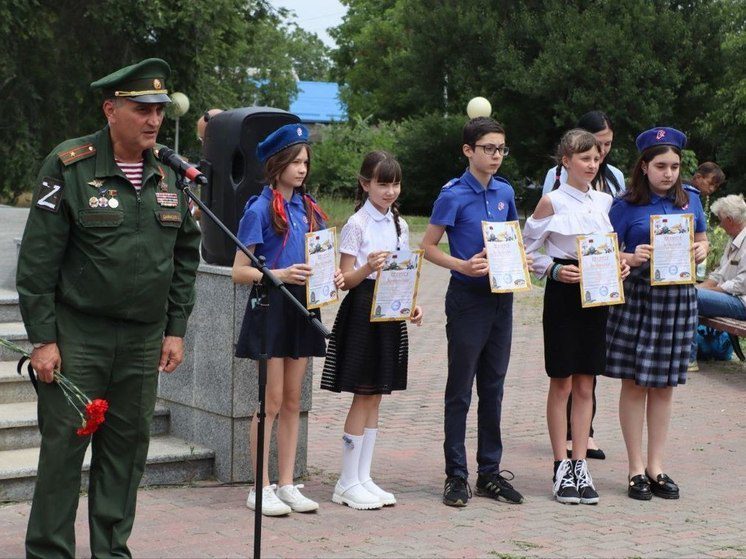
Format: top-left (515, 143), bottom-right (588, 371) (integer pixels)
top-left (91, 58), bottom-right (172, 104)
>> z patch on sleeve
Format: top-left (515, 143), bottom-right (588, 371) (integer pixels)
top-left (36, 177), bottom-right (64, 213)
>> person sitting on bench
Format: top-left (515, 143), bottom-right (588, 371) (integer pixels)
top-left (691, 194), bottom-right (746, 369)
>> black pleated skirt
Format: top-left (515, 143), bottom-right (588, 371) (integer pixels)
top-left (235, 283), bottom-right (326, 360)
top-left (320, 279), bottom-right (408, 394)
top-left (543, 259), bottom-right (608, 378)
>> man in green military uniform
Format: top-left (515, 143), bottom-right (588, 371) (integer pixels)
top-left (17, 58), bottom-right (201, 558)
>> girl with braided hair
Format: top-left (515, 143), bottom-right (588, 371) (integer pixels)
top-left (321, 150), bottom-right (423, 510)
top-left (233, 123), bottom-right (342, 516)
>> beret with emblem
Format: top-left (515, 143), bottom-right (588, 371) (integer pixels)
top-left (256, 123), bottom-right (309, 163)
top-left (90, 58), bottom-right (172, 104)
top-left (635, 127), bottom-right (687, 153)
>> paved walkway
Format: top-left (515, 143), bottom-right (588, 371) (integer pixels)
top-left (1, 261), bottom-right (745, 558)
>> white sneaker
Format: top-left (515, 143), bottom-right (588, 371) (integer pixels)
top-left (332, 480), bottom-right (383, 510)
top-left (276, 484), bottom-right (319, 512)
top-left (361, 478), bottom-right (396, 506)
top-left (246, 484), bottom-right (292, 516)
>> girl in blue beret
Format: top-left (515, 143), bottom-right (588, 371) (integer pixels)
top-left (604, 127), bottom-right (708, 501)
top-left (321, 151), bottom-right (423, 510)
top-left (232, 124), bottom-right (342, 516)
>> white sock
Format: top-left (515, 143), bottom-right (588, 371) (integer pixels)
top-left (339, 433), bottom-right (364, 489)
top-left (358, 428), bottom-right (378, 483)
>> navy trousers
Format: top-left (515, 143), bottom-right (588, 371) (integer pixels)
top-left (443, 278), bottom-right (513, 479)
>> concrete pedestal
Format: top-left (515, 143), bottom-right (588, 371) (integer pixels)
top-left (158, 263), bottom-right (314, 483)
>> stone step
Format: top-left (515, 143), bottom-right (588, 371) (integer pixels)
top-left (0, 289), bottom-right (21, 323)
top-left (0, 401), bottom-right (171, 451)
top-left (0, 360), bottom-right (36, 404)
top-left (0, 434), bottom-right (215, 501)
top-left (0, 322), bottom-right (30, 360)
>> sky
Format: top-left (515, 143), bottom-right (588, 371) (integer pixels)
top-left (271, 0), bottom-right (347, 47)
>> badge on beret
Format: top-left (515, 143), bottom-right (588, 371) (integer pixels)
top-left (297, 127), bottom-right (303, 136)
top-left (36, 177), bottom-right (64, 213)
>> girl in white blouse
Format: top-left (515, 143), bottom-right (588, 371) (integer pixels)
top-left (321, 151), bottom-right (423, 510)
top-left (523, 129), bottom-right (628, 506)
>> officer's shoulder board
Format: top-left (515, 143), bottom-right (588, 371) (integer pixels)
top-left (440, 178), bottom-right (459, 191)
top-left (57, 143), bottom-right (96, 166)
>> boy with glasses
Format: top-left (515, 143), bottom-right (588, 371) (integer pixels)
top-left (421, 117), bottom-right (525, 507)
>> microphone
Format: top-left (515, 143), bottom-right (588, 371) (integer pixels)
top-left (155, 146), bottom-right (208, 185)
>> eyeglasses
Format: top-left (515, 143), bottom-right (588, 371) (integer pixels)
top-left (473, 144), bottom-right (510, 157)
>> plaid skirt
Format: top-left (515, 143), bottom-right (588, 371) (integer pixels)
top-left (605, 264), bottom-right (696, 387)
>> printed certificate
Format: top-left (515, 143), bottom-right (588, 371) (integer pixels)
top-left (305, 227), bottom-right (339, 309)
top-left (370, 249), bottom-right (424, 322)
top-left (481, 221), bottom-right (532, 293)
top-left (650, 214), bottom-right (695, 286)
top-left (577, 233), bottom-right (625, 308)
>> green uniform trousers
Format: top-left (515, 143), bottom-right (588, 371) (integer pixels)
top-left (26, 303), bottom-right (164, 559)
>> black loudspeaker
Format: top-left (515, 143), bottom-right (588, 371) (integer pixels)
top-left (200, 107), bottom-right (301, 265)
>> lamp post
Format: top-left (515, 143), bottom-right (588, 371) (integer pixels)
top-left (168, 92), bottom-right (190, 153)
top-left (466, 96), bottom-right (492, 119)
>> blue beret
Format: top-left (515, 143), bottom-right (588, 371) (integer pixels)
top-left (635, 127), bottom-right (687, 153)
top-left (256, 124), bottom-right (309, 163)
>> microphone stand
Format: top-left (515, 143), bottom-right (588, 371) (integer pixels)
top-left (174, 176), bottom-right (330, 559)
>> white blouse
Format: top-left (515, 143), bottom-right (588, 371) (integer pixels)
top-left (523, 183), bottom-right (613, 277)
top-left (339, 199), bottom-right (410, 280)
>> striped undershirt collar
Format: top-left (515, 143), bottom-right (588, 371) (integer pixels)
top-left (115, 159), bottom-right (144, 191)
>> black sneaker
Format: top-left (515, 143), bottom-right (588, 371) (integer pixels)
top-left (443, 476), bottom-right (471, 507)
top-left (574, 459), bottom-right (599, 505)
top-left (553, 459), bottom-right (580, 504)
top-left (475, 470), bottom-right (524, 504)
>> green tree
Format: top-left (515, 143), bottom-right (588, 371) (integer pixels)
top-left (331, 0), bottom-right (733, 188)
top-left (698, 0), bottom-right (746, 195)
top-left (0, 0), bottom-right (329, 202)
top-left (287, 26), bottom-right (333, 81)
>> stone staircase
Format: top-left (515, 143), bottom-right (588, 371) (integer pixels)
top-left (0, 289), bottom-right (215, 501)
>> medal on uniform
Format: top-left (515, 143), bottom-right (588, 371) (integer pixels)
top-left (89, 196), bottom-right (99, 208)
top-left (88, 179), bottom-right (105, 189)
top-left (155, 192), bottom-right (179, 207)
top-left (98, 196), bottom-right (108, 208)
top-left (106, 189), bottom-right (119, 208)
top-left (159, 180), bottom-right (169, 192)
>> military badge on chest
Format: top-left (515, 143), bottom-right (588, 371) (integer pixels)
top-left (155, 191), bottom-right (179, 208)
top-left (87, 179), bottom-right (120, 209)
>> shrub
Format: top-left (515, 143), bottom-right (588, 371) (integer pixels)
top-left (308, 116), bottom-right (398, 198)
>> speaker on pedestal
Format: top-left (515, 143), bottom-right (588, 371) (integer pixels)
top-left (199, 107), bottom-right (301, 265)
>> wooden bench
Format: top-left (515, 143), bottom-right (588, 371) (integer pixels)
top-left (699, 316), bottom-right (746, 362)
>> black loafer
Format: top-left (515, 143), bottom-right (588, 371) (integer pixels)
top-left (566, 448), bottom-right (606, 460)
top-left (628, 474), bottom-right (652, 500)
top-left (647, 472), bottom-right (679, 499)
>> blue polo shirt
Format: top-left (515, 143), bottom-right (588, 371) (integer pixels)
top-left (609, 189), bottom-right (706, 254)
top-left (237, 186), bottom-right (323, 268)
top-left (430, 169), bottom-right (518, 285)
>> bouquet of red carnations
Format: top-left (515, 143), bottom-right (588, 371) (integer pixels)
top-left (0, 338), bottom-right (109, 436)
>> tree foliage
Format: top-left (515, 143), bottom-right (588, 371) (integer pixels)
top-left (332, 0), bottom-right (742, 194)
top-left (0, 0), bottom-right (329, 201)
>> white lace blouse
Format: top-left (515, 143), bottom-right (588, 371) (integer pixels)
top-left (523, 183), bottom-right (613, 277)
top-left (339, 199), bottom-right (410, 280)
